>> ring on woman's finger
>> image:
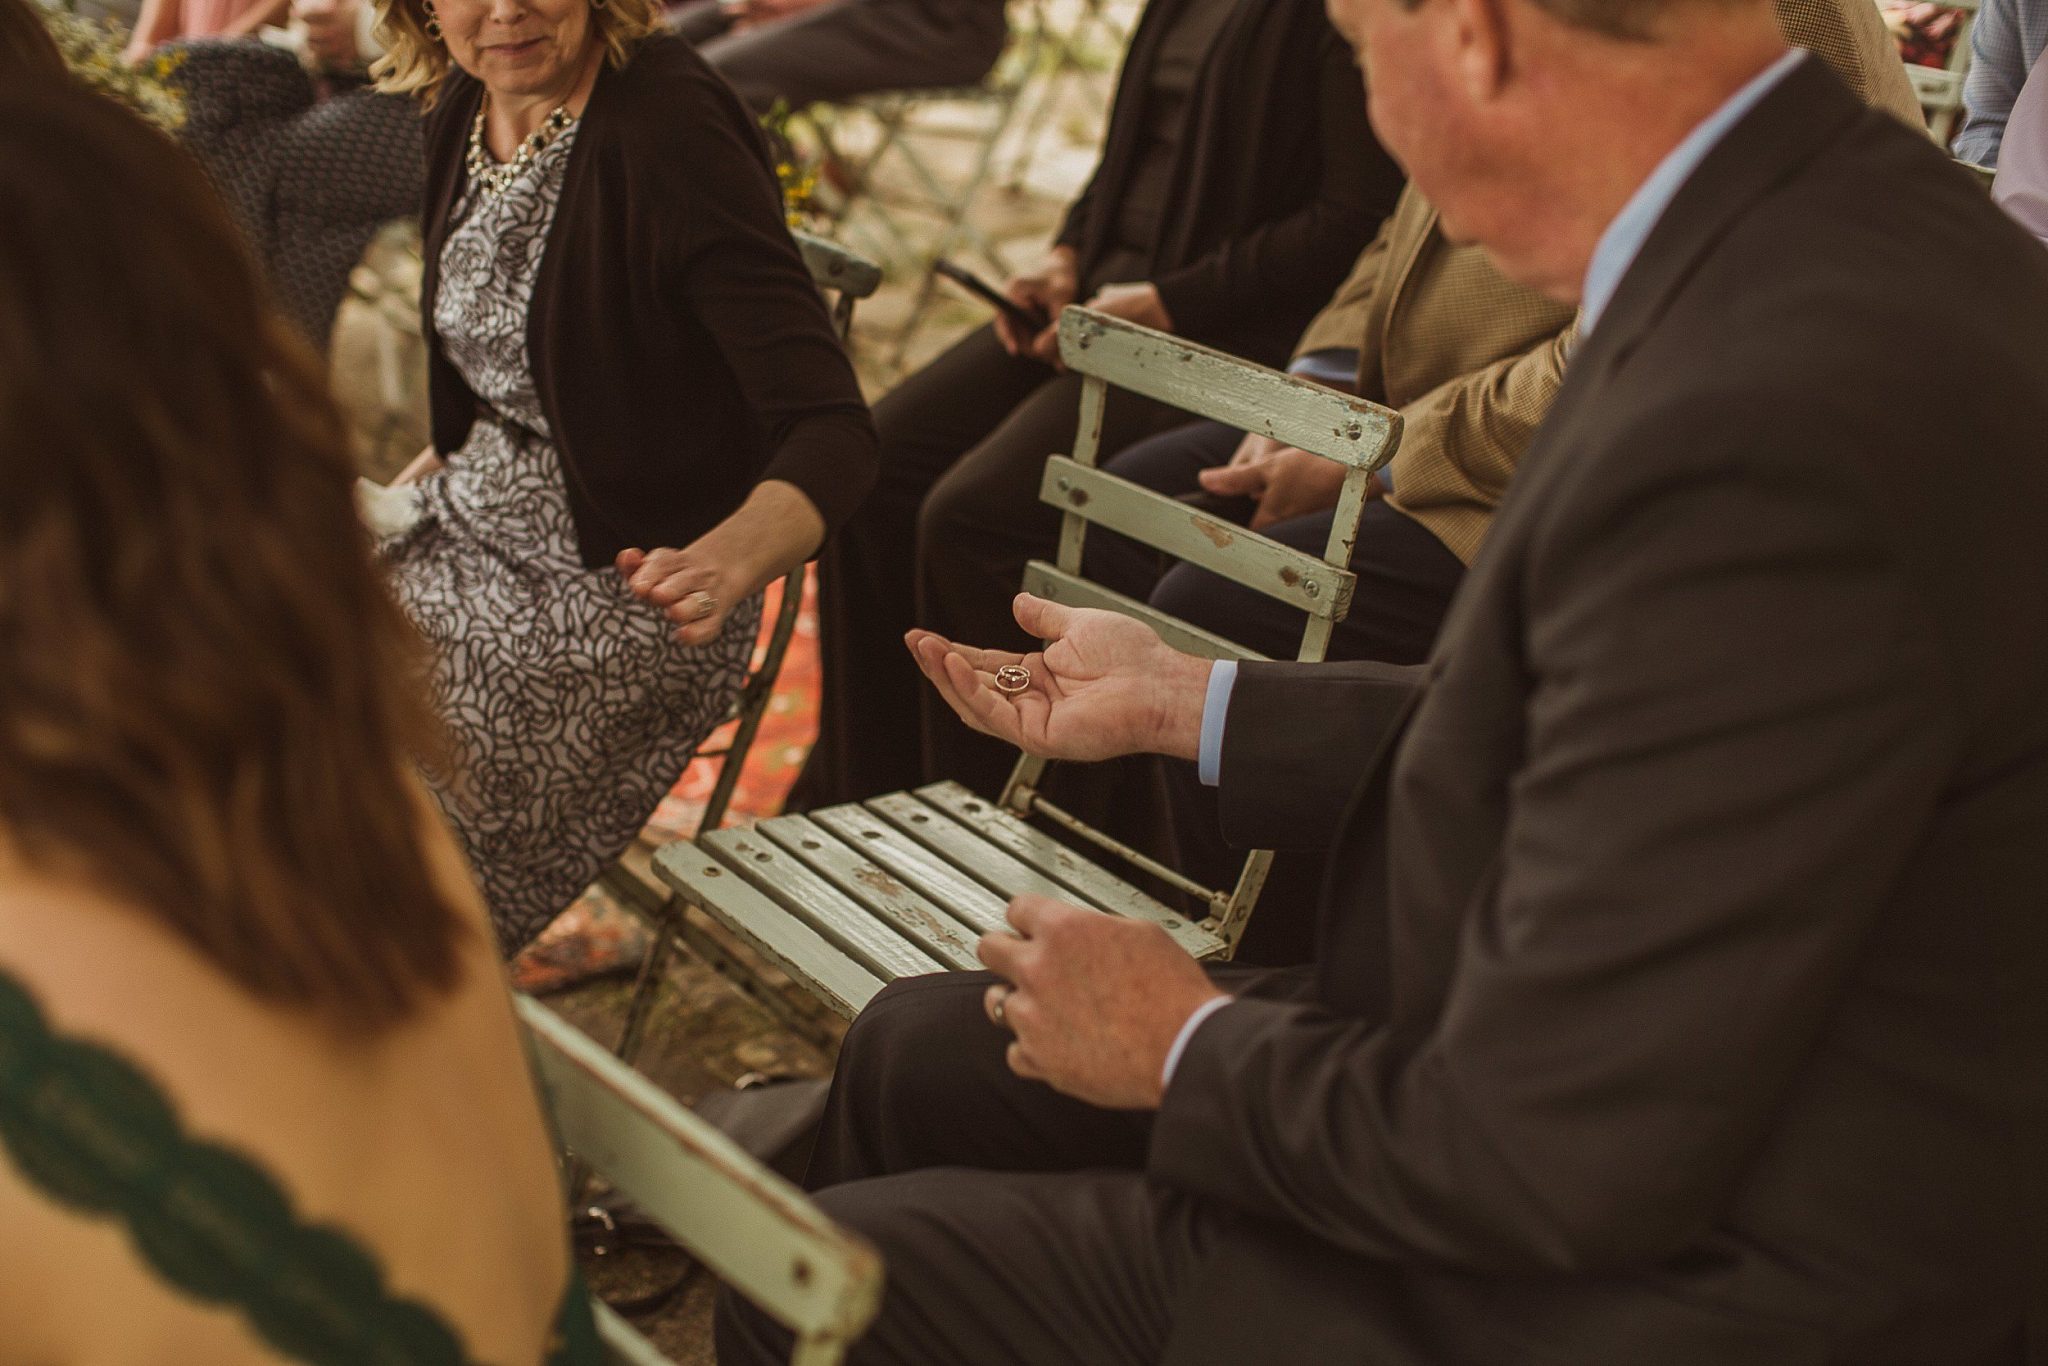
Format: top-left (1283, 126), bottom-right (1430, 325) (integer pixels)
top-left (988, 983), bottom-right (1013, 1030)
top-left (686, 590), bottom-right (719, 621)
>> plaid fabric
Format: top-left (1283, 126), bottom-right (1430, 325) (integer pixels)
top-left (1288, 0), bottom-right (1925, 566)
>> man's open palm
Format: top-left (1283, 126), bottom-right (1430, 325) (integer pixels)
top-left (906, 595), bottom-right (1210, 764)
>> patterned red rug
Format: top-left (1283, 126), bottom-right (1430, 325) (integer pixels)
top-left (510, 574), bottom-right (821, 994)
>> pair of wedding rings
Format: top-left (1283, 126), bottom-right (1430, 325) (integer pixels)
top-left (995, 664), bottom-right (1031, 696)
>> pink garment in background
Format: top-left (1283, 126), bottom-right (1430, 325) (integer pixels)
top-left (178, 0), bottom-right (254, 37)
top-left (1994, 46), bottom-right (2048, 245)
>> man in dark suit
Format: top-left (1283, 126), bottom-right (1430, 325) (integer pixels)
top-left (717, 0), bottom-right (2048, 1355)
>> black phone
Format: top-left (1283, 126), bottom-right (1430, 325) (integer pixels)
top-left (934, 259), bottom-right (1050, 333)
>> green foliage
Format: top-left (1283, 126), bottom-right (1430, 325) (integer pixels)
top-left (38, 6), bottom-right (188, 132)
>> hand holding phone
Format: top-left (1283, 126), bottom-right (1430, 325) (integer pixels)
top-left (935, 259), bottom-right (1051, 335)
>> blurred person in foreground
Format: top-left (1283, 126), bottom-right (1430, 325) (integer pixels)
top-left (368, 0), bottom-right (877, 951)
top-left (719, 0), bottom-right (2048, 1354)
top-left (0, 68), bottom-right (597, 1366)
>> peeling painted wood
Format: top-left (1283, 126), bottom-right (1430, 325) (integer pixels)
top-left (703, 828), bottom-right (944, 982)
top-left (1022, 562), bottom-right (1267, 662)
top-left (1038, 457), bottom-right (1356, 621)
top-left (1058, 308), bottom-right (1400, 471)
top-left (518, 996), bottom-right (883, 1359)
top-left (865, 789), bottom-right (1105, 908)
top-left (654, 843), bottom-right (884, 1020)
top-left (914, 782), bottom-right (1224, 958)
top-left (755, 815), bottom-right (983, 970)
top-left (808, 803), bottom-right (1012, 937)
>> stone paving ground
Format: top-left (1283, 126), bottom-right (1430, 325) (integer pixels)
top-left (328, 12), bottom-right (1138, 1357)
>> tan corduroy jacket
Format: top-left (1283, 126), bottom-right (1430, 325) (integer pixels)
top-left (1295, 0), bottom-right (1922, 565)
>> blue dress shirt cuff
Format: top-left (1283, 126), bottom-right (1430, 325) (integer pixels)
top-left (1196, 659), bottom-right (1238, 787)
top-left (1287, 348), bottom-right (1361, 388)
top-left (1161, 995), bottom-right (1234, 1091)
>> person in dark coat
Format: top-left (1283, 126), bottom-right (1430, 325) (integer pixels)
top-left (666, 0), bottom-right (1010, 112)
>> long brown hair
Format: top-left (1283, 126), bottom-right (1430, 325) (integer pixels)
top-left (0, 81), bottom-right (470, 1028)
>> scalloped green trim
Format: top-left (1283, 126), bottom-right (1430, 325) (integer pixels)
top-left (0, 967), bottom-right (599, 1365)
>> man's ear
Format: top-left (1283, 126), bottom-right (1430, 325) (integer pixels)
top-left (1446, 0), bottom-right (1513, 100)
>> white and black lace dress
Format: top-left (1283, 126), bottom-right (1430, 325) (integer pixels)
top-left (383, 125), bottom-right (759, 952)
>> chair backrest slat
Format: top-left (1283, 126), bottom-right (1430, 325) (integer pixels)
top-left (1020, 562), bottom-right (1266, 662)
top-left (793, 230), bottom-right (883, 302)
top-left (1039, 456), bottom-right (1357, 621)
top-left (517, 998), bottom-right (882, 1361)
top-left (1057, 310), bottom-right (1398, 469)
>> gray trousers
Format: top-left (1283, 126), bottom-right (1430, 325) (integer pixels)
top-left (668, 0), bottom-right (1009, 112)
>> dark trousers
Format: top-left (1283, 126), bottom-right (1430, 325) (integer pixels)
top-left (1083, 420), bottom-right (1468, 963)
top-left (668, 0), bottom-right (1008, 113)
top-left (789, 325), bottom-right (1187, 811)
top-left (713, 968), bottom-right (1290, 1365)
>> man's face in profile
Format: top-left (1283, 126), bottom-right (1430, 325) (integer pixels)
top-left (1328, 0), bottom-right (1491, 245)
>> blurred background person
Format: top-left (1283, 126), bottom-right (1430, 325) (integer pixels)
top-left (370, 0), bottom-right (876, 951)
top-left (166, 0), bottom-right (423, 348)
top-left (0, 69), bottom-right (595, 1365)
top-left (1994, 44), bottom-right (2048, 237)
top-left (123, 0), bottom-right (285, 62)
top-left (667, 0), bottom-right (1009, 112)
top-left (1954, 0), bottom-right (2045, 164)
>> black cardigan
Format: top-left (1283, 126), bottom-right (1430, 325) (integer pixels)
top-left (1057, 0), bottom-right (1401, 366)
top-left (419, 37), bottom-right (878, 568)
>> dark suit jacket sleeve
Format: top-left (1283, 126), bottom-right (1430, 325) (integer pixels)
top-left (1150, 31), bottom-right (1396, 340)
top-left (1151, 395), bottom-right (1958, 1271)
top-left (1215, 659), bottom-right (1426, 852)
top-left (640, 78), bottom-right (879, 535)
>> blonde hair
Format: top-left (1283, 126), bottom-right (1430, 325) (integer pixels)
top-left (371, 0), bottom-right (659, 105)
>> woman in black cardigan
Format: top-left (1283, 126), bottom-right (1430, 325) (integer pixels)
top-left (367, 0), bottom-right (875, 951)
top-left (790, 0), bottom-right (1403, 812)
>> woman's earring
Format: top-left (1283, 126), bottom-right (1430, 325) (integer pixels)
top-left (423, 1), bottom-right (442, 38)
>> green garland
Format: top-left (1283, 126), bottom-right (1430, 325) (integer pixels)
top-left (38, 5), bottom-right (187, 132)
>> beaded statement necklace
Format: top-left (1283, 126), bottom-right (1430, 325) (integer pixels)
top-left (465, 97), bottom-right (575, 197)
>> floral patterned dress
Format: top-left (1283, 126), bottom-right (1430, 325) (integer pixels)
top-left (383, 123), bottom-right (758, 953)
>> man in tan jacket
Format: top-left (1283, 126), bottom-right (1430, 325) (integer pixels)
top-left (1083, 0), bottom-right (1921, 958)
top-left (1094, 0), bottom-right (1920, 667)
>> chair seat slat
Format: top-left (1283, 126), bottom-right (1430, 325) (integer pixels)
top-left (914, 783), bottom-right (1223, 958)
top-left (755, 816), bottom-right (983, 970)
top-left (809, 805), bottom-right (1012, 937)
top-left (702, 829), bottom-right (945, 982)
top-left (654, 844), bottom-right (885, 1020)
top-left (864, 790), bottom-right (1098, 909)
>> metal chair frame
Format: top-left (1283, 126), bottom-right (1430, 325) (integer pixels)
top-left (647, 308), bottom-right (1402, 1022)
top-left (600, 232), bottom-right (880, 1064)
